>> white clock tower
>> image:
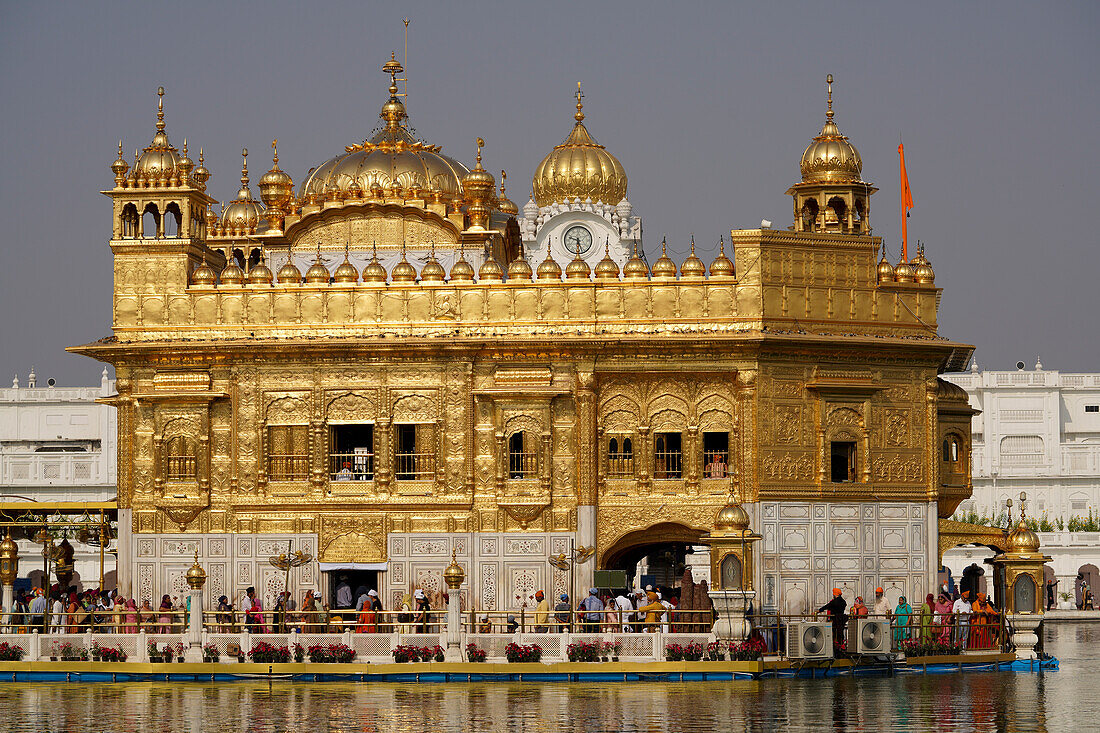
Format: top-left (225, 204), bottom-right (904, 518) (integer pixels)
top-left (519, 84), bottom-right (640, 272)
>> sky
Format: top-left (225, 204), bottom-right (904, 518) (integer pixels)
top-left (1, 1), bottom-right (1097, 386)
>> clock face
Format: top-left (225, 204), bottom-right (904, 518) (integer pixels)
top-left (563, 225), bottom-right (593, 255)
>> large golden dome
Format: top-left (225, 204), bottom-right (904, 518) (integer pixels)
top-left (220, 149), bottom-right (265, 235)
top-left (532, 86), bottom-right (627, 207)
top-left (799, 75), bottom-right (863, 184)
top-left (298, 56), bottom-right (470, 203)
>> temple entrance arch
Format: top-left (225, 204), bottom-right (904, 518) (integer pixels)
top-left (601, 522), bottom-right (707, 591)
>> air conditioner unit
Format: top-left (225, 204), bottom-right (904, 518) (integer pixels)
top-left (848, 618), bottom-right (891, 654)
top-left (786, 621), bottom-right (833, 659)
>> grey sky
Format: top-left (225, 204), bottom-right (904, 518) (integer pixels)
top-left (1, 1), bottom-right (1097, 385)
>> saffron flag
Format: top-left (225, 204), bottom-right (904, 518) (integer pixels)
top-left (899, 141), bottom-right (914, 261)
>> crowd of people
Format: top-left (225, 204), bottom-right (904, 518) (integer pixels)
top-left (476, 586), bottom-right (704, 634)
top-left (816, 586), bottom-right (1005, 650)
top-left (2, 587), bottom-right (182, 634)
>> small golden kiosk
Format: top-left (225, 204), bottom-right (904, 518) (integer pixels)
top-left (700, 499), bottom-right (761, 640)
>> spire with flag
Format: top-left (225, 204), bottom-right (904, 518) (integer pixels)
top-left (899, 140), bottom-right (914, 261)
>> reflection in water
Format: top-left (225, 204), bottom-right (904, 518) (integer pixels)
top-left (0, 625), bottom-right (1094, 732)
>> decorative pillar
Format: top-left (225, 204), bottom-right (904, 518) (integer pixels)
top-left (636, 426), bottom-right (651, 490)
top-left (184, 551), bottom-right (207, 663)
top-left (0, 532), bottom-right (17, 631)
top-left (443, 549), bottom-right (465, 661)
top-left (575, 371), bottom-right (597, 594)
top-left (375, 418), bottom-right (392, 492)
top-left (686, 426), bottom-right (700, 491)
top-left (990, 517), bottom-right (1051, 660)
top-left (701, 499), bottom-right (761, 641)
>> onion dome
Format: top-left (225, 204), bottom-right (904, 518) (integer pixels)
top-left (420, 245), bottom-right (446, 282)
top-left (594, 241), bottom-right (620, 280)
top-left (363, 245), bottom-right (388, 283)
top-left (508, 255), bottom-right (533, 281)
top-left (191, 149), bottom-right (210, 188)
top-left (391, 246), bottom-right (418, 283)
top-left (277, 256), bottom-right (302, 284)
top-left (259, 140), bottom-right (294, 212)
top-left (936, 377), bottom-right (970, 404)
top-left (190, 262), bottom-right (217, 286)
top-left (876, 246), bottom-right (895, 282)
top-left (298, 55), bottom-right (470, 204)
top-left (185, 552), bottom-right (207, 590)
top-left (461, 139), bottom-right (496, 230)
top-left (565, 251), bottom-right (591, 280)
top-left (333, 248), bottom-right (360, 284)
top-left (110, 140), bottom-right (129, 182)
top-left (220, 260), bottom-right (244, 286)
top-left (800, 75), bottom-right (863, 184)
top-left (134, 87), bottom-right (181, 183)
top-left (248, 255), bottom-right (273, 285)
top-left (523, 195), bottom-right (539, 220)
top-left (533, 84), bottom-right (627, 207)
top-left (709, 236), bottom-right (735, 277)
top-left (1007, 519), bottom-right (1041, 553)
top-left (177, 140), bottom-right (194, 180)
top-left (478, 254), bottom-right (504, 282)
top-left (913, 243), bottom-right (935, 284)
top-left (537, 252), bottom-right (563, 281)
top-left (221, 149), bottom-right (266, 235)
top-left (894, 260), bottom-right (914, 283)
top-left (449, 248), bottom-right (475, 282)
top-left (623, 240), bottom-right (650, 279)
top-left (497, 170), bottom-right (518, 215)
top-left (303, 251), bottom-right (330, 284)
top-left (651, 237), bottom-right (677, 279)
top-left (680, 235), bottom-right (706, 279)
top-left (715, 500), bottom-right (751, 531)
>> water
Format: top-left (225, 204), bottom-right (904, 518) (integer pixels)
top-left (0, 624), bottom-right (1093, 732)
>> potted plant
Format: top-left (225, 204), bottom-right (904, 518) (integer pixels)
top-left (148, 641), bottom-right (162, 663)
top-left (609, 640), bottom-right (621, 662)
top-left (504, 642), bottom-right (542, 663)
top-left (307, 643), bottom-right (356, 663)
top-left (56, 642), bottom-right (87, 662)
top-left (0, 642), bottom-right (26, 661)
top-left (293, 643), bottom-right (305, 663)
top-left (566, 641), bottom-right (600, 662)
top-left (706, 641), bottom-right (725, 661)
top-left (1059, 592), bottom-right (1075, 611)
top-left (202, 643), bottom-right (220, 663)
top-left (175, 642), bottom-right (186, 663)
top-left (248, 642), bottom-right (291, 663)
top-left (664, 643), bottom-right (683, 662)
top-left (91, 641), bottom-right (101, 662)
top-left (391, 644), bottom-right (413, 663)
top-left (432, 645), bottom-right (445, 662)
top-left (163, 645), bottom-right (174, 663)
top-left (465, 643), bottom-right (486, 662)
top-left (98, 645), bottom-right (128, 662)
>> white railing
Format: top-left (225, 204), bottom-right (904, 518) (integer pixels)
top-left (1, 453), bottom-right (106, 485)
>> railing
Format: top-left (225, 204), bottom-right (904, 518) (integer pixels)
top-left (165, 456), bottom-right (197, 482)
top-left (462, 607), bottom-right (713, 635)
top-left (394, 452), bottom-right (434, 480)
top-left (607, 453), bottom-right (634, 477)
top-left (1, 452), bottom-right (106, 485)
top-left (329, 452), bottom-right (374, 481)
top-left (653, 452), bottom-right (683, 479)
top-left (267, 454), bottom-right (309, 481)
top-left (508, 451), bottom-right (538, 479)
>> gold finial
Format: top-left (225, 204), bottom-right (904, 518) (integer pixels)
top-left (475, 137), bottom-right (484, 168)
top-left (826, 73), bottom-right (834, 120)
top-left (271, 139), bottom-right (279, 167)
top-left (198, 148), bottom-right (204, 165)
top-left (500, 169), bottom-right (507, 194)
top-left (661, 236), bottom-right (667, 256)
top-left (719, 235), bottom-right (726, 255)
top-left (574, 81), bottom-right (585, 122)
top-left (118, 140), bottom-right (123, 157)
top-left (240, 148), bottom-right (249, 187)
top-left (689, 234), bottom-right (696, 255)
top-left (605, 237), bottom-right (611, 256)
top-left (156, 86), bottom-right (165, 131)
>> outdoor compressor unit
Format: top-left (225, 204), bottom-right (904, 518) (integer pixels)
top-left (786, 621), bottom-right (834, 660)
top-left (848, 618), bottom-right (892, 655)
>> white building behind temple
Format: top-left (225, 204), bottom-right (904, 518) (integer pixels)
top-left (942, 361), bottom-right (1100, 606)
top-left (0, 368), bottom-right (117, 590)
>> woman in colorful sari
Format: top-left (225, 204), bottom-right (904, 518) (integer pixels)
top-left (157, 595), bottom-right (173, 634)
top-left (920, 594), bottom-right (935, 643)
top-left (125, 598), bottom-right (139, 633)
top-left (113, 595), bottom-right (127, 632)
top-left (356, 590), bottom-right (377, 633)
top-left (66, 592), bottom-right (82, 633)
top-left (851, 596), bottom-right (868, 618)
top-left (300, 590), bottom-right (317, 633)
top-left (892, 596), bottom-right (913, 646)
top-left (934, 593), bottom-right (953, 643)
top-left (139, 599), bottom-right (154, 631)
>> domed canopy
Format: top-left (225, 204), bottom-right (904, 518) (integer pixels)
top-left (799, 75), bottom-right (863, 184)
top-left (221, 149), bottom-right (265, 234)
top-left (298, 55), bottom-right (470, 203)
top-left (1007, 519), bottom-right (1041, 553)
top-left (134, 87), bottom-right (182, 181)
top-left (532, 85), bottom-right (627, 207)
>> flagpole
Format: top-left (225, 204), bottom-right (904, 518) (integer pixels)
top-left (898, 140), bottom-right (913, 262)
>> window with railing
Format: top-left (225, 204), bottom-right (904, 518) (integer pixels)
top-left (702, 432), bottom-right (730, 479)
top-left (653, 432), bottom-right (683, 479)
top-left (943, 436), bottom-right (962, 472)
top-left (166, 436), bottom-right (197, 482)
top-left (395, 423), bottom-right (435, 480)
top-left (330, 423), bottom-right (374, 481)
top-left (267, 425), bottom-right (309, 481)
top-left (607, 436), bottom-right (634, 477)
top-left (508, 431), bottom-right (538, 478)
top-left (830, 440), bottom-right (857, 483)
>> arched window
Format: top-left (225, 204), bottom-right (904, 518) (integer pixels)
top-left (827, 196), bottom-right (847, 232)
top-left (248, 248), bottom-right (263, 270)
top-left (508, 431), bottom-right (536, 479)
top-left (1000, 435), bottom-right (1044, 466)
top-left (608, 436), bottom-right (634, 477)
top-left (120, 203), bottom-right (139, 238)
top-left (719, 554), bottom-right (743, 590)
top-left (165, 436), bottom-right (196, 482)
top-left (164, 202), bottom-right (182, 238)
top-left (1014, 574), bottom-right (1037, 614)
top-left (232, 249), bottom-right (246, 269)
top-left (141, 203), bottom-right (161, 239)
top-left (800, 199), bottom-right (819, 231)
top-left (943, 436), bottom-right (961, 465)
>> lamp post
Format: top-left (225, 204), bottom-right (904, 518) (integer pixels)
top-left (183, 551), bottom-right (207, 662)
top-left (443, 548), bottom-right (465, 661)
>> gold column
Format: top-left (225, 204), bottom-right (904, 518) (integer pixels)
top-left (637, 426), bottom-right (651, 490)
top-left (376, 418), bottom-right (391, 492)
top-left (686, 425), bottom-right (700, 492)
top-left (575, 375), bottom-right (597, 507)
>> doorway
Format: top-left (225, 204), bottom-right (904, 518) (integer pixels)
top-left (327, 570), bottom-right (380, 611)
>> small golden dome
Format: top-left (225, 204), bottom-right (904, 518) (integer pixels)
top-left (709, 236), bottom-right (735, 277)
top-left (508, 255), bottom-right (533, 281)
top-left (420, 248), bottom-right (446, 282)
top-left (497, 171), bottom-right (519, 216)
top-left (651, 238), bottom-right (677, 279)
top-left (185, 551), bottom-right (207, 589)
top-left (715, 501), bottom-right (751, 531)
top-left (333, 252), bottom-right (360, 284)
top-left (623, 241), bottom-right (650, 279)
top-left (363, 249), bottom-right (388, 283)
top-left (221, 149), bottom-right (266, 234)
top-left (800, 75), bottom-right (863, 184)
top-left (134, 87), bottom-right (181, 182)
top-left (277, 257), bottom-right (302, 284)
top-left (913, 243), bottom-right (935, 284)
top-left (220, 261), bottom-right (244, 285)
top-left (565, 251), bottom-right (591, 280)
top-left (594, 243), bottom-right (620, 280)
top-left (537, 252), bottom-right (563, 280)
top-left (449, 249), bottom-right (475, 282)
top-left (177, 140), bottom-right (194, 179)
top-left (443, 548), bottom-right (465, 590)
top-left (532, 84), bottom-right (628, 207)
top-left (0, 532), bottom-right (16, 559)
top-left (248, 258), bottom-right (273, 285)
top-left (303, 252), bottom-right (330, 284)
top-left (190, 262), bottom-right (217, 286)
top-left (1007, 519), bottom-right (1041, 553)
top-left (894, 261), bottom-right (914, 283)
top-left (259, 140), bottom-right (294, 211)
top-left (110, 140), bottom-right (129, 179)
top-left (680, 235), bottom-right (706, 279)
top-left (191, 149), bottom-right (210, 188)
top-left (391, 249), bottom-right (418, 283)
top-left (877, 247), bottom-right (895, 282)
top-left (479, 255), bottom-right (504, 282)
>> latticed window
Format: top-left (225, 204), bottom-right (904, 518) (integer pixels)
top-left (608, 436), bottom-right (634, 477)
top-left (395, 424), bottom-right (435, 480)
top-left (330, 424), bottom-right (374, 481)
top-left (166, 435), bottom-right (197, 482)
top-left (653, 432), bottom-right (682, 479)
top-left (508, 431), bottom-right (538, 479)
top-left (702, 432), bottom-right (730, 479)
top-left (267, 425), bottom-right (309, 481)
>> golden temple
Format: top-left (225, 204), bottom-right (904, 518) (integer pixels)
top-left (72, 59), bottom-right (976, 616)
